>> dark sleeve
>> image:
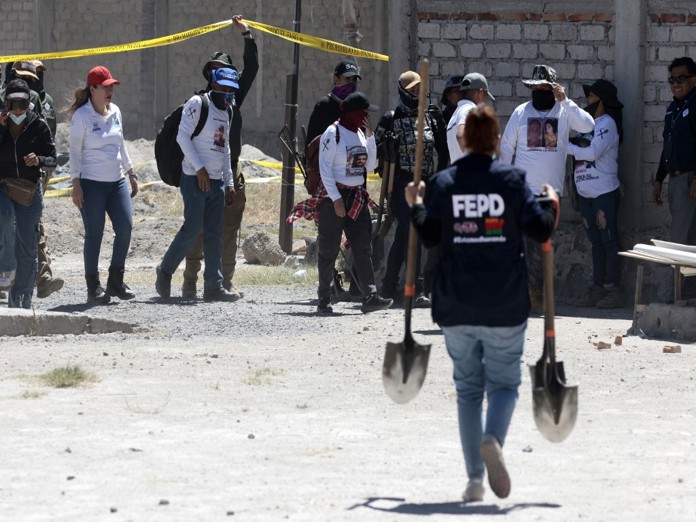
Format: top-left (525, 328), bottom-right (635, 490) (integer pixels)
top-left (35, 119), bottom-right (57, 168)
top-left (655, 148), bottom-right (668, 183)
top-left (410, 203), bottom-right (442, 248)
top-left (428, 106), bottom-right (450, 170)
top-left (522, 207), bottom-right (555, 243)
top-left (306, 99), bottom-right (330, 151)
top-left (234, 38), bottom-right (259, 108)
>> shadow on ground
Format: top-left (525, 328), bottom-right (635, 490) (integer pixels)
top-left (347, 496), bottom-right (561, 516)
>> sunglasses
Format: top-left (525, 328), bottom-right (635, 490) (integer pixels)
top-left (6, 99), bottom-right (30, 111)
top-left (668, 75), bottom-right (695, 85)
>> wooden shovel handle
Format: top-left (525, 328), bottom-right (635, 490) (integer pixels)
top-left (404, 59), bottom-right (430, 300)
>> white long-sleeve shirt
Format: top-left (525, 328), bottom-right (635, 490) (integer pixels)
top-left (500, 98), bottom-right (594, 195)
top-left (568, 114), bottom-right (620, 198)
top-left (69, 101), bottom-right (133, 181)
top-left (177, 94), bottom-right (233, 187)
top-left (319, 123), bottom-right (377, 202)
top-left (446, 98), bottom-right (476, 163)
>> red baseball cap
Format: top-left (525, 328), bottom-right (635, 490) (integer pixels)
top-left (87, 66), bottom-right (120, 87)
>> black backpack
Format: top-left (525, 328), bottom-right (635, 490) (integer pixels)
top-left (155, 95), bottom-right (209, 187)
top-left (303, 122), bottom-right (339, 194)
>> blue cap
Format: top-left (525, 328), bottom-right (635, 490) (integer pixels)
top-left (211, 67), bottom-right (239, 89)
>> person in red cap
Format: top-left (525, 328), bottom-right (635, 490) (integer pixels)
top-left (68, 66), bottom-right (139, 304)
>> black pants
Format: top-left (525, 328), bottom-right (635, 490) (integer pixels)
top-left (317, 198), bottom-right (376, 300)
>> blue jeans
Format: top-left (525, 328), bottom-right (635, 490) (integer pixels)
top-left (0, 185), bottom-right (43, 308)
top-left (161, 175), bottom-right (224, 291)
top-left (441, 322), bottom-right (527, 480)
top-left (578, 188), bottom-right (621, 287)
top-left (79, 178), bottom-right (133, 275)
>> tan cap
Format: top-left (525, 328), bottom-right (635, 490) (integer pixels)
top-left (399, 70), bottom-right (421, 90)
top-left (29, 60), bottom-right (47, 72)
top-left (11, 61), bottom-right (39, 81)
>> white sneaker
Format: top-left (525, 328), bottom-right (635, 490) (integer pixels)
top-left (462, 478), bottom-right (485, 503)
top-left (480, 435), bottom-right (511, 499)
top-left (0, 270), bottom-right (15, 290)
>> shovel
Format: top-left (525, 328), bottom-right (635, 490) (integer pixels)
top-left (382, 59), bottom-right (432, 404)
top-left (529, 236), bottom-right (578, 442)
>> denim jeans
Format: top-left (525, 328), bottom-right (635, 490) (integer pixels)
top-left (578, 188), bottom-right (621, 287)
top-left (667, 172), bottom-right (696, 245)
top-left (0, 185), bottom-right (43, 308)
top-left (441, 322), bottom-right (527, 480)
top-left (161, 174), bottom-right (224, 292)
top-left (79, 177), bottom-right (133, 275)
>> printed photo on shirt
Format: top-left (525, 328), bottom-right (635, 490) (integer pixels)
top-left (213, 125), bottom-right (226, 148)
top-left (345, 145), bottom-right (368, 177)
top-left (527, 117), bottom-right (559, 151)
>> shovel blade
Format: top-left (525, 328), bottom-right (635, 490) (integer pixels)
top-left (529, 362), bottom-right (579, 443)
top-left (383, 336), bottom-right (431, 404)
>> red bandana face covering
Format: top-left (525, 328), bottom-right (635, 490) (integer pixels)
top-left (339, 109), bottom-right (366, 132)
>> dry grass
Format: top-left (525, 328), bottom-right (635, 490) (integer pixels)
top-left (39, 366), bottom-right (98, 388)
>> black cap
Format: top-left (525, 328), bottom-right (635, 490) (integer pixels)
top-left (441, 75), bottom-right (464, 105)
top-left (582, 79), bottom-right (624, 109)
top-left (334, 59), bottom-right (361, 80)
top-left (5, 78), bottom-right (30, 99)
top-left (340, 91), bottom-right (378, 113)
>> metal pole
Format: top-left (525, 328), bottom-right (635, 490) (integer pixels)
top-left (279, 0), bottom-right (302, 254)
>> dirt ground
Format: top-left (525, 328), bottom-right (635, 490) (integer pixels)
top-left (1, 134), bottom-right (695, 521)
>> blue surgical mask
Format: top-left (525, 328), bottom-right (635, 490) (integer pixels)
top-left (9, 112), bottom-right (27, 125)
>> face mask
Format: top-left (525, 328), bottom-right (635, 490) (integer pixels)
top-left (531, 89), bottom-right (556, 111)
top-left (211, 90), bottom-right (235, 110)
top-left (584, 101), bottom-right (600, 117)
top-left (398, 84), bottom-right (419, 111)
top-left (9, 112), bottom-right (27, 125)
top-left (331, 82), bottom-right (356, 101)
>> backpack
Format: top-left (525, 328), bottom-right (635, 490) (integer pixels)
top-left (155, 95), bottom-right (209, 187)
top-left (303, 122), bottom-right (339, 194)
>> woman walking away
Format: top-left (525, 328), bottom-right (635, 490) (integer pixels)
top-left (568, 79), bottom-right (624, 308)
top-left (405, 105), bottom-right (558, 502)
top-left (69, 66), bottom-right (139, 303)
top-left (0, 79), bottom-right (56, 308)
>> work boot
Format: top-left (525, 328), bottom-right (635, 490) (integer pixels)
top-left (86, 273), bottom-right (110, 304)
top-left (181, 281), bottom-right (197, 299)
top-left (106, 266), bottom-right (135, 300)
top-left (414, 292), bottom-right (431, 308)
top-left (361, 293), bottom-right (393, 313)
top-left (574, 285), bottom-right (607, 307)
top-left (480, 435), bottom-right (511, 499)
top-left (223, 281), bottom-right (244, 298)
top-left (203, 287), bottom-right (241, 302)
top-left (596, 287), bottom-right (623, 309)
top-left (317, 296), bottom-right (333, 314)
top-left (155, 264), bottom-right (171, 298)
top-left (36, 277), bottom-right (64, 299)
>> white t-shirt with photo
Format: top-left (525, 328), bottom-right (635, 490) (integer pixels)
top-left (568, 114), bottom-right (620, 198)
top-left (446, 98), bottom-right (476, 163)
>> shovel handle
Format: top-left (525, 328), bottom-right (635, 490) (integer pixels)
top-left (542, 238), bottom-right (557, 365)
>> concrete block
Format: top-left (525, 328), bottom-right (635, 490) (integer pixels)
top-left (636, 303), bottom-right (696, 342)
top-left (0, 309), bottom-right (132, 337)
top-left (523, 24), bottom-right (549, 40)
top-left (672, 26), bottom-right (696, 42)
top-left (645, 64), bottom-right (667, 82)
top-left (552, 62), bottom-right (576, 80)
top-left (494, 100), bottom-right (521, 119)
top-left (539, 44), bottom-right (566, 61)
top-left (88, 317), bottom-right (134, 334)
top-left (642, 143), bottom-right (664, 162)
top-left (550, 24), bottom-right (577, 41)
top-left (485, 43), bottom-right (512, 59)
top-left (418, 22), bottom-right (440, 39)
top-left (597, 45), bottom-right (614, 62)
top-left (658, 46), bottom-right (687, 63)
top-left (432, 41), bottom-right (456, 58)
top-left (647, 26), bottom-right (670, 43)
top-left (658, 86), bottom-right (674, 103)
top-left (580, 25), bottom-right (605, 41)
top-left (495, 24), bottom-right (522, 40)
top-left (488, 79), bottom-right (513, 97)
top-left (604, 65), bottom-right (614, 81)
top-left (459, 42), bottom-right (484, 58)
top-left (578, 63), bottom-right (604, 79)
top-left (494, 61), bottom-right (520, 78)
top-left (469, 24), bottom-right (495, 40)
top-left (512, 43), bottom-right (538, 60)
top-left (465, 61), bottom-right (493, 77)
top-left (442, 23), bottom-right (466, 40)
top-left (419, 41), bottom-right (431, 57)
top-left (567, 45), bottom-right (595, 61)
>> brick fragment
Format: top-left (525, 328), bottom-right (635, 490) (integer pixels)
top-left (663, 345), bottom-right (682, 353)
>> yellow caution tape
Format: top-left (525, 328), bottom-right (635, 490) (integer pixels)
top-left (47, 175), bottom-right (70, 185)
top-left (0, 19), bottom-right (387, 64)
top-left (246, 20), bottom-right (389, 61)
top-left (0, 20), bottom-right (234, 63)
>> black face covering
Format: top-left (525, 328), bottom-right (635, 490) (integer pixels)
top-left (531, 89), bottom-right (556, 111)
top-left (29, 71), bottom-right (44, 95)
top-left (210, 90), bottom-right (235, 110)
top-left (584, 101), bottom-right (600, 117)
top-left (398, 83), bottom-right (419, 112)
